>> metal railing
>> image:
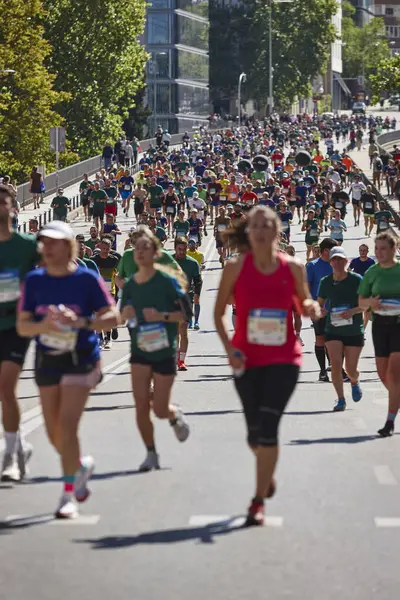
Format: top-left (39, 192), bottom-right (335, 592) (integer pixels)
top-left (18, 193), bottom-right (82, 234)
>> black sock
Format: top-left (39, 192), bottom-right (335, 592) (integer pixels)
top-left (146, 445), bottom-right (156, 452)
top-left (315, 345), bottom-right (326, 372)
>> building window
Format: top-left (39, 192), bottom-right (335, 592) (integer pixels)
top-left (385, 7), bottom-right (394, 16)
top-left (176, 0), bottom-right (209, 17)
top-left (176, 14), bottom-right (209, 51)
top-left (149, 0), bottom-right (171, 7)
top-left (147, 83), bottom-right (172, 115)
top-left (176, 83), bottom-right (209, 116)
top-left (148, 51), bottom-right (170, 78)
top-left (176, 49), bottom-right (209, 82)
top-left (147, 13), bottom-right (170, 44)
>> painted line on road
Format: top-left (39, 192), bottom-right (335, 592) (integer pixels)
top-left (374, 518), bottom-right (400, 528)
top-left (49, 515), bottom-right (100, 526)
top-left (373, 466), bottom-right (398, 486)
top-left (3, 514), bottom-right (100, 526)
top-left (189, 515), bottom-right (283, 528)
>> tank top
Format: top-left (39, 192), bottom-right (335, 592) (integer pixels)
top-left (232, 252), bottom-right (302, 369)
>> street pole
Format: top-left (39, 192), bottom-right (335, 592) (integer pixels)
top-left (152, 57), bottom-right (157, 135)
top-left (238, 72), bottom-right (246, 126)
top-left (268, 0), bottom-right (273, 116)
top-left (55, 126), bottom-right (59, 190)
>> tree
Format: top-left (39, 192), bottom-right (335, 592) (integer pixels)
top-left (210, 0), bottom-right (338, 113)
top-left (369, 55), bottom-right (400, 102)
top-left (43, 0), bottom-right (148, 158)
top-left (342, 0), bottom-right (390, 84)
top-left (123, 87), bottom-right (152, 141)
top-left (0, 0), bottom-right (64, 183)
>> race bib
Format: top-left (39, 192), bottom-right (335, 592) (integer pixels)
top-left (365, 202), bottom-right (372, 210)
top-left (167, 206), bottom-right (175, 214)
top-left (375, 298), bottom-right (400, 316)
top-left (40, 328), bottom-right (78, 352)
top-left (281, 221), bottom-right (289, 231)
top-left (210, 188), bottom-right (216, 195)
top-left (335, 202), bottom-right (343, 209)
top-left (247, 309), bottom-right (287, 346)
top-left (331, 305), bottom-right (352, 327)
top-left (217, 224), bottom-right (227, 232)
top-left (124, 185), bottom-right (131, 191)
top-left (258, 193), bottom-right (263, 199)
top-left (137, 323), bottom-right (169, 353)
top-left (379, 221), bottom-right (389, 230)
top-left (0, 270), bottom-right (20, 303)
top-left (310, 228), bottom-right (319, 238)
top-left (230, 193), bottom-right (237, 199)
top-left (104, 279), bottom-right (113, 291)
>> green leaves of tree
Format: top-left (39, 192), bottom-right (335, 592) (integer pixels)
top-left (369, 55), bottom-right (400, 102)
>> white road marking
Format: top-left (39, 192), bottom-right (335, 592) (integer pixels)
top-left (373, 466), bottom-right (397, 486)
top-left (3, 514), bottom-right (100, 526)
top-left (353, 418), bottom-right (368, 431)
top-left (49, 515), bottom-right (100, 526)
top-left (374, 518), bottom-right (400, 528)
top-left (189, 515), bottom-right (283, 528)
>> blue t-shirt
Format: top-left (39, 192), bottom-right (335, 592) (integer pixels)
top-left (349, 256), bottom-right (375, 277)
top-left (20, 267), bottom-right (113, 362)
top-left (103, 223), bottom-right (118, 250)
top-left (306, 257), bottom-right (333, 300)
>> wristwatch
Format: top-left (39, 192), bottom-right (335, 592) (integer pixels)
top-left (84, 316), bottom-right (94, 329)
top-left (163, 312), bottom-right (169, 321)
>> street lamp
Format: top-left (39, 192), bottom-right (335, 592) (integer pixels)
top-left (268, 0), bottom-right (294, 115)
top-left (238, 72), bottom-right (246, 126)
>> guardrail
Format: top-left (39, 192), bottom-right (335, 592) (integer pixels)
top-left (18, 193), bottom-right (82, 234)
top-left (374, 130), bottom-right (400, 231)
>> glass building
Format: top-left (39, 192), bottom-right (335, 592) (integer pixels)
top-left (145, 0), bottom-right (210, 134)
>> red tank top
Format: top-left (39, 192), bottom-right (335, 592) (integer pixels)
top-left (232, 252), bottom-right (302, 369)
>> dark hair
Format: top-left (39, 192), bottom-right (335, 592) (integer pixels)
top-left (319, 237), bottom-right (338, 252)
top-left (376, 232), bottom-right (396, 249)
top-left (0, 184), bottom-right (13, 200)
top-left (223, 205), bottom-right (279, 252)
top-left (100, 235), bottom-right (113, 245)
top-left (175, 235), bottom-right (188, 247)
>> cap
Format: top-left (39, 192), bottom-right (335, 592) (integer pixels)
top-left (188, 239), bottom-right (196, 245)
top-left (191, 208), bottom-right (198, 213)
top-left (227, 204), bottom-right (233, 209)
top-left (38, 221), bottom-right (74, 240)
top-left (156, 208), bottom-right (162, 213)
top-left (330, 247), bottom-right (347, 260)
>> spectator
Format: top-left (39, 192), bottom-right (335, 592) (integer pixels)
top-left (29, 166), bottom-right (43, 210)
top-left (102, 142), bottom-right (114, 172)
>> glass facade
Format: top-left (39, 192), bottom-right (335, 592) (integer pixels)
top-left (145, 0), bottom-right (210, 134)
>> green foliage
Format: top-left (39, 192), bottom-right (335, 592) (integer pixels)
top-left (0, 0), bottom-right (63, 183)
top-left (210, 0), bottom-right (338, 112)
top-left (342, 0), bottom-right (390, 83)
top-left (43, 0), bottom-right (149, 159)
top-left (123, 87), bottom-right (152, 141)
top-left (369, 55), bottom-right (400, 102)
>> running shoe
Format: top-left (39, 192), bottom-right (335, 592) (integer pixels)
top-left (75, 455), bottom-right (95, 503)
top-left (342, 371), bottom-right (350, 383)
top-left (266, 478), bottom-right (277, 499)
top-left (377, 421), bottom-right (395, 438)
top-left (351, 382), bottom-right (363, 403)
top-left (139, 451), bottom-right (160, 472)
top-left (177, 360), bottom-right (188, 372)
top-left (170, 409), bottom-right (190, 442)
top-left (194, 322), bottom-right (200, 330)
top-left (333, 398), bottom-right (346, 412)
top-left (1, 454), bottom-right (20, 482)
top-left (111, 328), bottom-right (119, 340)
top-left (17, 442), bottom-right (33, 480)
top-left (188, 320), bottom-right (193, 329)
top-left (245, 498), bottom-right (264, 527)
top-left (55, 494), bottom-right (79, 519)
top-left (319, 370), bottom-right (329, 382)
top-left (103, 339), bottom-right (112, 350)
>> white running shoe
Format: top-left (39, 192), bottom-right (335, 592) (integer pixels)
top-left (17, 443), bottom-right (33, 480)
top-left (75, 455), bottom-right (95, 503)
top-left (139, 451), bottom-right (160, 472)
top-left (171, 409), bottom-right (190, 443)
top-left (103, 339), bottom-right (112, 350)
top-left (1, 454), bottom-right (20, 482)
top-left (55, 494), bottom-right (79, 519)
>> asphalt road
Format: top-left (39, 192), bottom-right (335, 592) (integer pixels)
top-left (2, 122), bottom-right (400, 600)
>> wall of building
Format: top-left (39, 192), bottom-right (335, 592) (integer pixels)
top-left (373, 0), bottom-right (400, 53)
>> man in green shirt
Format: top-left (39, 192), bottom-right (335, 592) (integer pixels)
top-left (50, 188), bottom-right (71, 222)
top-left (0, 184), bottom-right (40, 482)
top-left (173, 210), bottom-right (190, 238)
top-left (85, 226), bottom-right (100, 252)
top-left (374, 201), bottom-right (392, 234)
top-left (172, 236), bottom-right (202, 371)
top-left (148, 177), bottom-right (164, 214)
top-left (90, 182), bottom-right (107, 229)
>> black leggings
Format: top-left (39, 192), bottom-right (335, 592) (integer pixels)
top-left (234, 364), bottom-right (299, 448)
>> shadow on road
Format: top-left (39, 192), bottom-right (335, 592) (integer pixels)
top-left (85, 404), bottom-right (132, 411)
top-left (288, 434), bottom-right (392, 445)
top-left (25, 468), bottom-right (171, 486)
top-left (285, 410), bottom-right (336, 416)
top-left (185, 409), bottom-right (242, 416)
top-left (75, 517), bottom-right (247, 549)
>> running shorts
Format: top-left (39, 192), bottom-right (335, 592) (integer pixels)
top-left (325, 333), bottom-right (364, 347)
top-left (313, 316), bottom-right (327, 337)
top-left (35, 350), bottom-right (102, 387)
top-left (92, 206), bottom-right (105, 219)
top-left (0, 327), bottom-right (30, 366)
top-left (130, 353), bottom-right (177, 375)
top-left (234, 364), bottom-right (299, 447)
top-left (372, 315), bottom-right (400, 358)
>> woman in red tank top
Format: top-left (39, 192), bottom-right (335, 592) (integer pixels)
top-left (214, 206), bottom-right (320, 526)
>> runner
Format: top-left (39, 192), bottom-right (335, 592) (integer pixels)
top-left (360, 185), bottom-right (377, 237)
top-left (350, 174), bottom-right (366, 227)
top-left (17, 221), bottom-right (118, 518)
top-left (317, 247), bottom-right (364, 412)
top-left (91, 238), bottom-right (120, 349)
top-left (358, 232), bottom-right (400, 437)
top-left (327, 209), bottom-right (347, 245)
top-left (214, 205), bottom-right (320, 526)
top-left (214, 206), bottom-right (232, 266)
top-left (0, 185), bottom-right (39, 482)
top-left (120, 228), bottom-right (191, 472)
top-left (374, 200), bottom-right (393, 234)
top-left (302, 208), bottom-right (321, 262)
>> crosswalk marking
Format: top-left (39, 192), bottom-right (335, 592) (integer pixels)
top-left (375, 518), bottom-right (400, 528)
top-left (373, 466), bottom-right (397, 486)
top-left (2, 513), bottom-right (100, 527)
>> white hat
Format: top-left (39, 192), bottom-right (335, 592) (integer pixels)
top-left (38, 221), bottom-right (74, 240)
top-left (330, 247), bottom-right (347, 260)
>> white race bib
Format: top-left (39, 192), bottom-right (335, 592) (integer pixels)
top-left (379, 221), bottom-right (389, 230)
top-left (217, 224), bottom-right (227, 232)
top-left (210, 188), bottom-right (216, 195)
top-left (247, 309), bottom-right (287, 346)
top-left (137, 323), bottom-right (169, 353)
top-left (0, 270), bottom-right (20, 303)
top-left (364, 202), bottom-right (373, 210)
top-left (40, 328), bottom-right (78, 352)
top-left (375, 298), bottom-right (400, 316)
top-left (331, 305), bottom-right (352, 327)
top-left (230, 193), bottom-right (237, 199)
top-left (166, 206), bottom-right (175, 214)
top-left (124, 185), bottom-right (131, 191)
top-left (281, 221), bottom-right (289, 231)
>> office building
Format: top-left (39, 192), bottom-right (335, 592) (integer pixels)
top-left (373, 0), bottom-right (400, 53)
top-left (144, 0), bottom-right (210, 134)
top-left (350, 1), bottom-right (375, 26)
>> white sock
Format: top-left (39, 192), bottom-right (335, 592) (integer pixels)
top-left (4, 431), bottom-right (18, 456)
top-left (180, 352), bottom-right (186, 362)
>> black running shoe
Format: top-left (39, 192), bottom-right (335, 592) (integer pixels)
top-left (377, 421), bottom-right (395, 438)
top-left (111, 328), bottom-right (119, 340)
top-left (319, 370), bottom-right (330, 382)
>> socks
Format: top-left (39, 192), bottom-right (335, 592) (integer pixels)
top-left (315, 345), bottom-right (326, 372)
top-left (387, 412), bottom-right (398, 423)
top-left (179, 352), bottom-right (186, 362)
top-left (63, 475), bottom-right (75, 495)
top-left (4, 431), bottom-right (18, 456)
top-left (194, 304), bottom-right (200, 321)
top-left (146, 445), bottom-right (156, 453)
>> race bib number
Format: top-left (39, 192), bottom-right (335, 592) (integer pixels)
top-left (210, 188), bottom-right (216, 195)
top-left (217, 224), bottom-right (227, 232)
top-left (0, 270), bottom-right (20, 303)
top-left (331, 305), bottom-right (352, 327)
top-left (376, 298), bottom-right (400, 316)
top-left (40, 328), bottom-right (78, 352)
top-left (379, 221), bottom-right (389, 230)
top-left (247, 309), bottom-right (287, 346)
top-left (104, 279), bottom-right (113, 291)
top-left (137, 323), bottom-right (169, 353)
top-left (310, 228), bottom-right (319, 238)
top-left (365, 202), bottom-right (372, 210)
top-left (230, 193), bottom-right (237, 199)
top-left (167, 206), bottom-right (175, 214)
top-left (124, 185), bottom-right (131, 191)
top-left (335, 202), bottom-right (343, 209)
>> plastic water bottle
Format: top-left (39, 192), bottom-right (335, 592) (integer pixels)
top-left (232, 349), bottom-right (245, 378)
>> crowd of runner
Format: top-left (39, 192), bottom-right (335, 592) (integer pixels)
top-left (1, 112), bottom-right (400, 526)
